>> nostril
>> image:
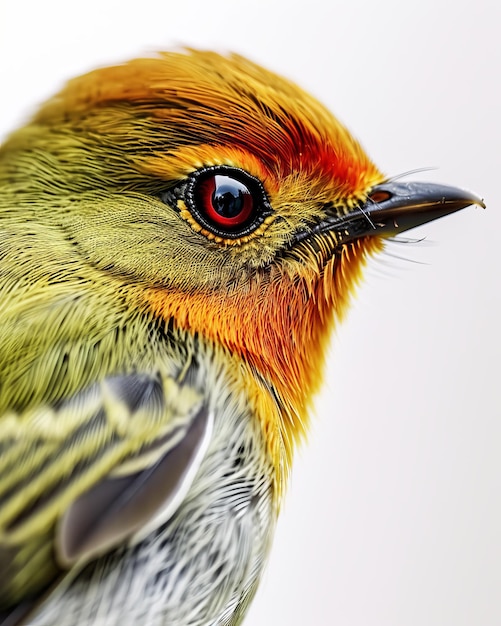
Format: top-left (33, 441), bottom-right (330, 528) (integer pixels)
top-left (368, 190), bottom-right (392, 204)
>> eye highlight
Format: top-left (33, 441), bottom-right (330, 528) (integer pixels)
top-left (185, 166), bottom-right (272, 239)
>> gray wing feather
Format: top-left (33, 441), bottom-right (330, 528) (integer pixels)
top-left (0, 368), bottom-right (209, 622)
top-left (57, 400), bottom-right (210, 565)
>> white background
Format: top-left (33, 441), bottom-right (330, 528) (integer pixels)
top-left (1, 1), bottom-right (499, 624)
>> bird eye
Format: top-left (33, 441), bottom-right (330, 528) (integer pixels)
top-left (198, 175), bottom-right (253, 227)
top-left (185, 166), bottom-right (271, 239)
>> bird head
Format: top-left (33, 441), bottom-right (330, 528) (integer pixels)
top-left (0, 50), bottom-right (482, 470)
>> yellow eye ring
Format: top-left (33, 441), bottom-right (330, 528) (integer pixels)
top-left (178, 199), bottom-right (276, 246)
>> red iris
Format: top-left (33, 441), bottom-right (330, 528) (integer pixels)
top-left (197, 174), bottom-right (254, 229)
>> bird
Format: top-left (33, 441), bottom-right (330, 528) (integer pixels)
top-left (0, 50), bottom-right (483, 626)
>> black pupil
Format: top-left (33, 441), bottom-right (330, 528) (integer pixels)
top-left (212, 176), bottom-right (247, 218)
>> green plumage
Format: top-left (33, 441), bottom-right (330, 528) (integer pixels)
top-left (0, 159), bottom-right (209, 612)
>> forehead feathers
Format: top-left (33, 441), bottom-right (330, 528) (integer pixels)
top-left (35, 50), bottom-right (378, 196)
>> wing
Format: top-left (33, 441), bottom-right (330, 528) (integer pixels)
top-left (0, 368), bottom-right (211, 620)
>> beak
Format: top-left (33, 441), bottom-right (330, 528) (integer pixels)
top-left (314, 181), bottom-right (485, 242)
